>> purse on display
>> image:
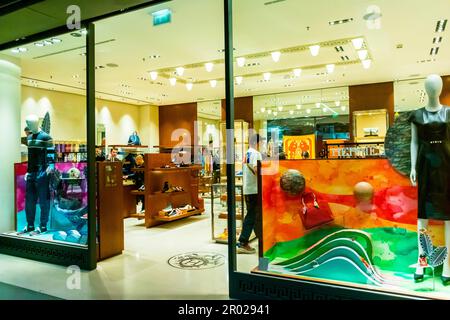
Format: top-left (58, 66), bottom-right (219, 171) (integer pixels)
top-left (300, 192), bottom-right (334, 230)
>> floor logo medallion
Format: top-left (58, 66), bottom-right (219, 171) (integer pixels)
top-left (168, 252), bottom-right (225, 270)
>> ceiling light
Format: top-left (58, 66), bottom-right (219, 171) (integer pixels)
top-left (273, 111), bottom-right (278, 116)
top-left (309, 45), bottom-right (320, 56)
top-left (352, 38), bottom-right (364, 50)
top-left (11, 48), bottom-right (19, 53)
top-left (289, 110), bottom-right (294, 115)
top-left (278, 106), bottom-right (283, 111)
top-left (362, 59), bottom-right (372, 69)
top-left (329, 18), bottom-right (354, 25)
top-left (271, 51), bottom-right (281, 62)
top-left (51, 38), bottom-right (62, 43)
top-left (210, 80), bottom-right (217, 88)
top-left (205, 62), bottom-right (214, 72)
top-left (433, 37), bottom-right (443, 44)
top-left (149, 71), bottom-right (158, 80)
top-left (341, 105), bottom-right (346, 111)
top-left (268, 109), bottom-right (272, 114)
top-left (430, 47), bottom-right (440, 56)
top-left (357, 49), bottom-right (368, 60)
top-left (316, 102), bottom-right (321, 108)
top-left (296, 104), bottom-right (302, 109)
top-left (34, 42), bottom-right (44, 47)
top-left (293, 68), bottom-right (302, 77)
top-left (169, 78), bottom-right (177, 86)
top-left (149, 55), bottom-right (161, 59)
top-left (323, 107), bottom-right (328, 113)
top-left (235, 76), bottom-right (243, 85)
top-left (261, 107), bottom-right (266, 112)
top-left (436, 19), bottom-right (448, 33)
top-left (80, 29), bottom-right (88, 35)
top-left (186, 83), bottom-right (193, 91)
top-left (306, 109), bottom-right (311, 114)
top-left (326, 64), bottom-right (335, 74)
top-left (176, 67), bottom-right (185, 76)
top-left (236, 57), bottom-right (246, 67)
top-left (263, 72), bottom-right (271, 81)
top-left (73, 74), bottom-right (80, 79)
top-left (335, 101), bottom-right (341, 107)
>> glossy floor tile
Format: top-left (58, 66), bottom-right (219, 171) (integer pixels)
top-left (0, 200), bottom-right (259, 299)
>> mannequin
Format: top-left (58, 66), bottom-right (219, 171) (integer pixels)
top-left (409, 74), bottom-right (450, 284)
top-left (23, 114), bottom-right (54, 234)
top-left (127, 131), bottom-right (141, 146)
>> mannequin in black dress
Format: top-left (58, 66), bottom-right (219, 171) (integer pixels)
top-left (409, 74), bottom-right (450, 284)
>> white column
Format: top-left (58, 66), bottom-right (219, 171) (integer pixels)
top-left (0, 54), bottom-right (21, 232)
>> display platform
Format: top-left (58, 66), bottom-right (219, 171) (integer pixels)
top-left (258, 159), bottom-right (450, 299)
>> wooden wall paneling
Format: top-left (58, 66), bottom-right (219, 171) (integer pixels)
top-left (158, 102), bottom-right (197, 148)
top-left (441, 75), bottom-right (450, 106)
top-left (348, 82), bottom-right (394, 141)
top-left (221, 96), bottom-right (254, 128)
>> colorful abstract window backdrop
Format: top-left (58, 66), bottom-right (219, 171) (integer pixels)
top-left (261, 160), bottom-right (449, 294)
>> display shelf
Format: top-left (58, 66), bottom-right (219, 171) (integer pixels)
top-left (155, 209), bottom-right (202, 222)
top-left (129, 213), bottom-right (145, 220)
top-left (131, 167), bottom-right (145, 172)
top-left (130, 190), bottom-right (146, 195)
top-left (218, 212), bottom-right (242, 220)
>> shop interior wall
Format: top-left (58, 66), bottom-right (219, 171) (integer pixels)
top-left (348, 82), bottom-right (394, 141)
top-left (221, 96), bottom-right (254, 128)
top-left (158, 102), bottom-right (197, 147)
top-left (442, 75), bottom-right (450, 105)
top-left (20, 86), bottom-right (157, 146)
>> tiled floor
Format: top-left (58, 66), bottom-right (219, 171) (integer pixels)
top-left (0, 201), bottom-right (258, 300)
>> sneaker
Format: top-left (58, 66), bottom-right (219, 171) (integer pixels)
top-left (18, 225), bottom-right (34, 235)
top-left (39, 225), bottom-right (48, 233)
top-left (237, 243), bottom-right (256, 254)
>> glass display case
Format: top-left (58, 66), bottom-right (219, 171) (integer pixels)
top-left (353, 109), bottom-right (389, 143)
top-left (211, 183), bottom-right (251, 243)
top-left (219, 120), bottom-right (249, 181)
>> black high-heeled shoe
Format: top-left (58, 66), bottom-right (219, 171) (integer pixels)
top-left (414, 272), bottom-right (424, 282)
top-left (441, 275), bottom-right (450, 285)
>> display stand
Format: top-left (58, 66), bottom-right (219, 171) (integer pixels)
top-left (128, 153), bottom-right (204, 228)
top-left (211, 183), bottom-right (254, 244)
top-left (97, 161), bottom-right (124, 261)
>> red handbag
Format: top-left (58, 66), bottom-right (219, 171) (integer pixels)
top-left (300, 192), bottom-right (334, 230)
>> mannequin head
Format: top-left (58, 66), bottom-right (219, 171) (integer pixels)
top-left (424, 74), bottom-right (443, 99)
top-left (25, 114), bottom-right (40, 134)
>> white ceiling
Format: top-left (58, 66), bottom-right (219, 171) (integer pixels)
top-left (2, 0), bottom-right (449, 116)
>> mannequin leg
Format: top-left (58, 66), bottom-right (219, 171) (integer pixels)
top-left (442, 221), bottom-right (450, 283)
top-left (415, 218), bottom-right (429, 279)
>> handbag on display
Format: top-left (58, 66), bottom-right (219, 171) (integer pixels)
top-left (300, 192), bottom-right (334, 230)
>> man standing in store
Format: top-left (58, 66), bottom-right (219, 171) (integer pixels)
top-left (238, 133), bottom-right (263, 254)
top-left (107, 147), bottom-right (120, 162)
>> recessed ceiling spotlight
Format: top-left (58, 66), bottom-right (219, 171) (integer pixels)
top-left (289, 110), bottom-right (294, 115)
top-left (210, 80), bottom-right (217, 88)
top-left (352, 38), bottom-right (364, 50)
top-left (309, 45), bottom-right (320, 56)
top-left (34, 42), bottom-right (45, 47)
top-left (273, 111), bottom-right (278, 116)
top-left (205, 62), bottom-right (214, 72)
top-left (149, 71), bottom-right (158, 80)
top-left (236, 57), bottom-right (246, 67)
top-left (51, 38), bottom-right (62, 43)
top-left (186, 83), bottom-right (193, 91)
top-left (362, 59), bottom-right (372, 69)
top-left (316, 102), bottom-right (321, 108)
top-left (341, 105), bottom-right (346, 111)
top-left (263, 72), bottom-right (271, 81)
top-left (326, 64), bottom-right (335, 74)
top-left (73, 74), bottom-right (80, 79)
top-left (169, 77), bottom-right (177, 86)
top-left (11, 48), bottom-right (20, 53)
top-left (306, 108), bottom-right (311, 114)
top-left (357, 49), bottom-right (368, 60)
top-left (261, 107), bottom-right (266, 112)
top-left (80, 52), bottom-right (86, 56)
top-left (149, 55), bottom-right (161, 59)
top-left (278, 106), bottom-right (283, 111)
top-left (335, 101), bottom-right (341, 107)
top-left (176, 67), bottom-right (185, 76)
top-left (293, 68), bottom-right (302, 77)
top-left (323, 107), bottom-right (328, 113)
top-left (271, 51), bottom-right (281, 62)
top-left (235, 76), bottom-right (243, 85)
top-left (296, 104), bottom-right (302, 109)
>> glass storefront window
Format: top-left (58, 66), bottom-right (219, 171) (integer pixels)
top-left (232, 0), bottom-right (450, 299)
top-left (0, 30), bottom-right (88, 246)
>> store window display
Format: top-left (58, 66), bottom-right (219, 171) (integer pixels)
top-left (409, 74), bottom-right (450, 284)
top-left (21, 114), bottom-right (54, 234)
